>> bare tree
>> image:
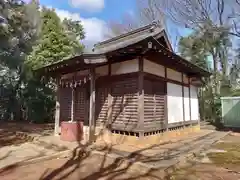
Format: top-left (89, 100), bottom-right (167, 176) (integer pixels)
top-left (230, 0), bottom-right (240, 37)
top-left (105, 0), bottom-right (184, 52)
top-left (105, 0), bottom-right (166, 37)
top-left (104, 12), bottom-right (141, 38)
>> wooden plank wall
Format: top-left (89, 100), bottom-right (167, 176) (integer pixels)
top-left (143, 76), bottom-right (166, 132)
top-left (75, 86), bottom-right (88, 123)
top-left (110, 76), bottom-right (139, 131)
top-left (59, 87), bottom-right (72, 121)
top-left (95, 80), bottom-right (109, 126)
top-left (59, 83), bottom-right (90, 125)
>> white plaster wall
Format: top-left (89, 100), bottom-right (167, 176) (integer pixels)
top-left (76, 70), bottom-right (89, 76)
top-left (96, 65), bottom-right (108, 76)
top-left (167, 83), bottom-right (184, 123)
top-left (167, 68), bottom-right (182, 82)
top-left (62, 70), bottom-right (89, 79)
top-left (111, 59), bottom-right (139, 75)
top-left (62, 73), bottom-right (73, 79)
top-left (184, 87), bottom-right (190, 121)
top-left (190, 85), bottom-right (199, 121)
top-left (143, 59), bottom-right (165, 77)
top-left (183, 74), bottom-right (189, 84)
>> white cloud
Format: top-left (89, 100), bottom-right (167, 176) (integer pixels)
top-left (69, 0), bottom-right (104, 12)
top-left (52, 8), bottom-right (108, 49)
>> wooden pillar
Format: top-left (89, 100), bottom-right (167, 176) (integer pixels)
top-left (89, 68), bottom-right (96, 142)
top-left (70, 84), bottom-right (76, 122)
top-left (164, 67), bottom-right (168, 130)
top-left (188, 77), bottom-right (192, 126)
top-left (54, 79), bottom-right (60, 136)
top-left (107, 62), bottom-right (112, 129)
top-left (182, 73), bottom-right (185, 126)
top-left (138, 56), bottom-right (144, 136)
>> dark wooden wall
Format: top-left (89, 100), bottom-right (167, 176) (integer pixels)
top-left (75, 85), bottom-right (89, 125)
top-left (143, 75), bottom-right (166, 132)
top-left (95, 79), bottom-right (109, 126)
top-left (109, 75), bottom-right (139, 131)
top-left (59, 73), bottom-right (139, 132)
top-left (59, 87), bottom-right (72, 121)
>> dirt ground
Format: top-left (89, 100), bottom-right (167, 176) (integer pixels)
top-left (169, 133), bottom-right (240, 180)
top-left (0, 152), bottom-right (164, 180)
top-left (0, 132), bottom-right (240, 180)
top-left (0, 122), bottom-right (67, 169)
top-left (0, 122), bottom-right (54, 148)
top-left (0, 122), bottom-right (239, 180)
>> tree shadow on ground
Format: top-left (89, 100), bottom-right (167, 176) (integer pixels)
top-left (37, 143), bottom-right (167, 180)
top-left (0, 122), bottom-right (54, 148)
top-left (36, 132), bottom-right (208, 180)
top-left (0, 129), bottom-right (212, 180)
top-left (0, 122), bottom-right (54, 135)
top-left (0, 130), bottom-right (26, 148)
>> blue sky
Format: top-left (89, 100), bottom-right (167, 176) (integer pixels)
top-left (32, 0), bottom-right (191, 50)
top-left (39, 0), bottom-right (137, 21)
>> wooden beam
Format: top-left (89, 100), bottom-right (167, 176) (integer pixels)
top-left (84, 56), bottom-right (107, 64)
top-left (89, 68), bottom-right (96, 142)
top-left (54, 79), bottom-right (60, 136)
top-left (143, 72), bottom-right (189, 87)
top-left (182, 73), bottom-right (185, 126)
top-left (164, 67), bottom-right (168, 130)
top-left (138, 56), bottom-right (144, 136)
top-left (108, 59), bottom-right (111, 76)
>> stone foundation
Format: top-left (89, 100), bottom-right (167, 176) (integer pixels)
top-left (87, 124), bottom-right (201, 146)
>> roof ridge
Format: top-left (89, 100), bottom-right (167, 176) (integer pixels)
top-left (93, 21), bottom-right (159, 49)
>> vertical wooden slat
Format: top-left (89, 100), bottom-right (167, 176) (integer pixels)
top-left (84, 86), bottom-right (90, 126)
top-left (188, 77), bottom-right (192, 125)
top-left (164, 66), bottom-right (168, 130)
top-left (107, 60), bottom-right (112, 129)
top-left (111, 76), bottom-right (138, 130)
top-left (107, 93), bottom-right (113, 128)
top-left (182, 73), bottom-right (185, 126)
top-left (108, 59), bottom-right (111, 76)
top-left (75, 87), bottom-right (86, 122)
top-left (138, 56), bottom-right (144, 136)
top-left (54, 79), bottom-right (60, 136)
top-left (153, 93), bottom-right (156, 122)
top-left (70, 86), bottom-right (76, 122)
top-left (89, 68), bottom-right (96, 142)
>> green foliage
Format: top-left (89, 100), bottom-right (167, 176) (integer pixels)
top-left (22, 77), bottom-right (56, 123)
top-left (0, 1), bottom-right (85, 123)
top-left (179, 35), bottom-right (209, 70)
top-left (62, 18), bottom-right (85, 55)
top-left (179, 20), bottom-right (235, 125)
top-left (28, 7), bottom-right (84, 69)
top-left (0, 0), bottom-right (38, 121)
top-left (62, 18), bottom-right (85, 40)
top-left (231, 89), bottom-right (240, 97)
top-left (24, 7), bottom-right (85, 123)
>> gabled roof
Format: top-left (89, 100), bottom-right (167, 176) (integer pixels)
top-left (37, 22), bottom-right (210, 77)
top-left (92, 22), bottom-right (172, 54)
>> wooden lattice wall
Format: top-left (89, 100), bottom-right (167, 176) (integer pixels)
top-left (143, 76), bottom-right (166, 132)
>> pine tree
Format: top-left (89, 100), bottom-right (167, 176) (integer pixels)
top-left (28, 7), bottom-right (85, 69)
top-left (178, 35), bottom-right (209, 70)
